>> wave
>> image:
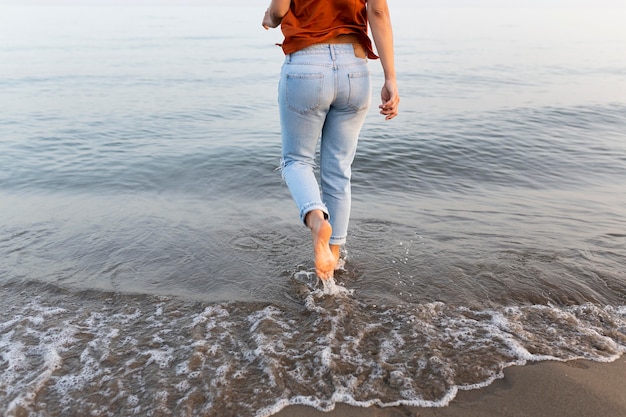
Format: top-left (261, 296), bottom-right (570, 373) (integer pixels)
top-left (355, 103), bottom-right (626, 195)
top-left (1, 281), bottom-right (624, 417)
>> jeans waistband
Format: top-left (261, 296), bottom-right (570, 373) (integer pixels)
top-left (287, 43), bottom-right (367, 61)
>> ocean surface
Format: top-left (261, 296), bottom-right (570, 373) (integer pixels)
top-left (1, 4), bottom-right (626, 416)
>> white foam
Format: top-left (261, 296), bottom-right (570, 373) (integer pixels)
top-left (2, 307), bottom-right (78, 415)
top-left (141, 346), bottom-right (175, 369)
top-left (127, 394), bottom-right (139, 406)
top-left (1, 291), bottom-right (624, 417)
top-left (189, 305), bottom-right (230, 329)
top-left (255, 385), bottom-right (461, 417)
top-left (254, 301), bottom-right (626, 417)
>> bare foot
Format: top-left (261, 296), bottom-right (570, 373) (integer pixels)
top-left (305, 210), bottom-right (335, 280)
top-left (330, 244), bottom-right (341, 268)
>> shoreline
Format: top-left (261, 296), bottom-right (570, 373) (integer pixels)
top-left (272, 357), bottom-right (626, 417)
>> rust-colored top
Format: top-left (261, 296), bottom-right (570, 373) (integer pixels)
top-left (280, 0), bottom-right (378, 59)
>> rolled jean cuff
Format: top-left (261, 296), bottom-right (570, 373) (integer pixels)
top-left (300, 202), bottom-right (329, 225)
top-left (329, 235), bottom-right (346, 246)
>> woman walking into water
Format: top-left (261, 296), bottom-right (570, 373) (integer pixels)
top-left (263, 0), bottom-right (399, 280)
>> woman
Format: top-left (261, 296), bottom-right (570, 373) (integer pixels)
top-left (263, 0), bottom-right (399, 280)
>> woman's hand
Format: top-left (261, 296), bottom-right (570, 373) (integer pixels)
top-left (379, 79), bottom-right (400, 120)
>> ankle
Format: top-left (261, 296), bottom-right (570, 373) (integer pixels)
top-left (305, 210), bottom-right (326, 230)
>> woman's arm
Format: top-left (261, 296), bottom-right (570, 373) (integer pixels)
top-left (368, 0), bottom-right (400, 120)
top-left (262, 0), bottom-right (291, 29)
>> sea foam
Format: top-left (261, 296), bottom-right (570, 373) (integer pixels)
top-left (0, 288), bottom-right (624, 417)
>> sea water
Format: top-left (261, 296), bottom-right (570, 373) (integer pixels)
top-left (1, 4), bottom-right (625, 417)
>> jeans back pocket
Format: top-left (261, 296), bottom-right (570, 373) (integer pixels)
top-left (347, 71), bottom-right (371, 112)
top-left (285, 73), bottom-right (324, 115)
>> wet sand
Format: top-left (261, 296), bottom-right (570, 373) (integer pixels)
top-left (273, 357), bottom-right (626, 417)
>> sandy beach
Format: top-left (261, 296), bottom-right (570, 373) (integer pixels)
top-left (273, 357), bottom-right (626, 417)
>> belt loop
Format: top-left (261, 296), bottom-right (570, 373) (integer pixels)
top-left (329, 44), bottom-right (336, 61)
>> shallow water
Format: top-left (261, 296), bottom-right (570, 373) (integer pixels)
top-left (1, 4), bottom-right (626, 416)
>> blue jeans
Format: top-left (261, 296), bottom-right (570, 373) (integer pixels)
top-left (279, 43), bottom-right (371, 246)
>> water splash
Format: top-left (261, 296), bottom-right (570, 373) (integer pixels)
top-left (320, 277), bottom-right (352, 296)
top-left (293, 270), bottom-right (354, 297)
